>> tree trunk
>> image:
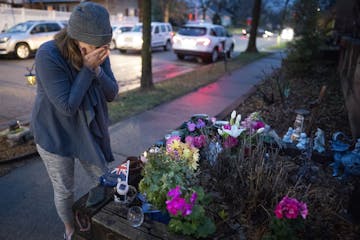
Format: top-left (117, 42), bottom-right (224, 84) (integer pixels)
top-left (246, 0), bottom-right (262, 53)
top-left (140, 0), bottom-right (153, 90)
top-left (280, 0), bottom-right (290, 31)
top-left (164, 1), bottom-right (170, 22)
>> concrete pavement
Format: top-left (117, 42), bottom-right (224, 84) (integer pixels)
top-left (0, 51), bottom-right (283, 240)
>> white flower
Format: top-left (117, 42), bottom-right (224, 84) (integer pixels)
top-left (235, 114), bottom-right (241, 127)
top-left (218, 128), bottom-right (224, 135)
top-left (231, 110), bottom-right (236, 120)
top-left (222, 125), bottom-right (246, 138)
top-left (256, 127), bottom-right (265, 134)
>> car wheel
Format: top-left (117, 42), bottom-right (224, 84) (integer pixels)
top-left (227, 45), bottom-right (234, 59)
top-left (119, 49), bottom-right (127, 54)
top-left (208, 48), bottom-right (219, 63)
top-left (177, 54), bottom-right (184, 60)
top-left (15, 43), bottom-right (30, 59)
top-left (109, 40), bottom-right (116, 50)
top-left (164, 40), bottom-right (171, 51)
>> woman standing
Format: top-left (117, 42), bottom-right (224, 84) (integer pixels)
top-left (31, 2), bottom-right (118, 239)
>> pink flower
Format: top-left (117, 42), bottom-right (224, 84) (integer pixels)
top-left (166, 197), bottom-right (187, 216)
top-left (284, 202), bottom-right (299, 219)
top-left (223, 136), bottom-right (238, 148)
top-left (185, 136), bottom-right (194, 146)
top-left (299, 202), bottom-right (308, 219)
top-left (193, 135), bottom-right (206, 148)
top-left (167, 185), bottom-right (181, 198)
top-left (275, 204), bottom-right (283, 219)
top-left (253, 121), bottom-right (265, 130)
top-left (274, 196), bottom-right (308, 220)
top-left (166, 187), bottom-right (197, 217)
top-left (190, 192), bottom-right (197, 205)
top-left (223, 124), bottom-right (231, 130)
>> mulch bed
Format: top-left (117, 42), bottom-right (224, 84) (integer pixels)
top-left (206, 59), bottom-right (360, 239)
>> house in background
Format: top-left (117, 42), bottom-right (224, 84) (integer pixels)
top-left (0, 0), bottom-right (139, 25)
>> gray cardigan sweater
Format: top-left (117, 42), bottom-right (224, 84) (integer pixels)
top-left (31, 40), bottom-right (118, 169)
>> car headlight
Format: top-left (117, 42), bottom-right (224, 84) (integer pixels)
top-left (0, 36), bottom-right (10, 43)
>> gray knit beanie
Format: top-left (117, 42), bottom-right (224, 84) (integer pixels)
top-left (67, 2), bottom-right (112, 47)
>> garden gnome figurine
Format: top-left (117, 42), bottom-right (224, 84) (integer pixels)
top-left (296, 132), bottom-right (308, 150)
top-left (313, 128), bottom-right (325, 153)
top-left (282, 127), bottom-right (294, 143)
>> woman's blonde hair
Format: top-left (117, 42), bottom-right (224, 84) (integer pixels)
top-left (54, 28), bottom-right (82, 71)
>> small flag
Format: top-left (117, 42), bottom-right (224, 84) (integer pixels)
top-left (111, 160), bottom-right (130, 183)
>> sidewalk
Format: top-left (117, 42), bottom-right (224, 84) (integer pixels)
top-left (0, 51), bottom-right (283, 240)
top-left (109, 51), bottom-right (283, 164)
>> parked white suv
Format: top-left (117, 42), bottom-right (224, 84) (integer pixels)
top-left (110, 25), bottom-right (133, 50)
top-left (114, 22), bottom-right (173, 53)
top-left (172, 23), bottom-right (235, 63)
top-left (0, 20), bottom-right (66, 59)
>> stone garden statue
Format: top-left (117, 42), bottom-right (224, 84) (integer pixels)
top-left (313, 128), bottom-right (325, 153)
top-left (330, 132), bottom-right (360, 179)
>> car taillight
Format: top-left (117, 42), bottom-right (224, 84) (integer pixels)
top-left (196, 37), bottom-right (211, 46)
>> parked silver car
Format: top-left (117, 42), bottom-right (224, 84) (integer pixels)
top-left (0, 20), bottom-right (66, 59)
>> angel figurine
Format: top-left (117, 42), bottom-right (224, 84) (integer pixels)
top-left (313, 128), bottom-right (325, 153)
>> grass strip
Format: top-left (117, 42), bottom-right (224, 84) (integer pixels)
top-left (108, 52), bottom-right (270, 123)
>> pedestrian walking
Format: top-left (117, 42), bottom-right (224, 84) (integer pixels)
top-left (30, 2), bottom-right (117, 240)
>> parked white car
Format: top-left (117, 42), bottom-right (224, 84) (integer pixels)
top-left (110, 25), bottom-right (133, 50)
top-left (114, 22), bottom-right (173, 53)
top-left (0, 20), bottom-right (66, 59)
top-left (172, 23), bottom-right (235, 63)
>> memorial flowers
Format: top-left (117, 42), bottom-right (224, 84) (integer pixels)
top-left (166, 186), bottom-right (216, 238)
top-left (266, 196), bottom-right (308, 239)
top-left (166, 135), bottom-right (200, 170)
top-left (217, 110), bottom-right (266, 149)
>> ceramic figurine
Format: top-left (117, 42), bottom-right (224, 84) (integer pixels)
top-left (353, 138), bottom-right (360, 154)
top-left (296, 132), bottom-right (308, 150)
top-left (282, 127), bottom-right (294, 143)
top-left (313, 128), bottom-right (325, 153)
top-left (330, 132), bottom-right (360, 179)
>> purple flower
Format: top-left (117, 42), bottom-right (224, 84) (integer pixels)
top-left (224, 124), bottom-right (231, 130)
top-left (196, 119), bottom-right (206, 129)
top-left (187, 121), bottom-right (196, 132)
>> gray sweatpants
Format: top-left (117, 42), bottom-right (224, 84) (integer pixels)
top-left (37, 144), bottom-right (107, 225)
